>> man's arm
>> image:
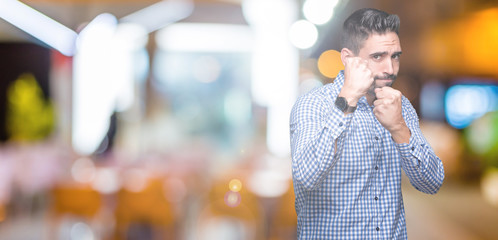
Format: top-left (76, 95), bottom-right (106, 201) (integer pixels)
top-left (290, 53), bottom-right (374, 191)
top-left (396, 99), bottom-right (445, 194)
top-left (373, 87), bottom-right (444, 193)
top-left (290, 91), bottom-right (352, 191)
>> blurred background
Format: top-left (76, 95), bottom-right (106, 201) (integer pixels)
top-left (0, 0), bottom-right (497, 239)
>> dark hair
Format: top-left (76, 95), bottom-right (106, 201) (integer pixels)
top-left (341, 8), bottom-right (400, 54)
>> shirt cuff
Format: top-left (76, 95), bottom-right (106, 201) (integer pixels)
top-left (324, 104), bottom-right (354, 137)
top-left (396, 133), bottom-right (423, 167)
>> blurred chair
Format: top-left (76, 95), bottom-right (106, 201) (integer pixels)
top-left (113, 177), bottom-right (176, 240)
top-left (51, 185), bottom-right (102, 217)
top-left (0, 203), bottom-right (5, 223)
top-left (49, 183), bottom-right (104, 239)
top-left (194, 174), bottom-right (266, 240)
top-left (268, 180), bottom-right (297, 240)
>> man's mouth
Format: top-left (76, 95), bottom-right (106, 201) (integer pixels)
top-left (376, 79), bottom-right (393, 84)
top-left (374, 74), bottom-right (396, 81)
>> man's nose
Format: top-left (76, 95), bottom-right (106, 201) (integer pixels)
top-left (383, 58), bottom-right (394, 75)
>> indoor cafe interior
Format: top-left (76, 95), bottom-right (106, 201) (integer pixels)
top-left (0, 0), bottom-right (497, 239)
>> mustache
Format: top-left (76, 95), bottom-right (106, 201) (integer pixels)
top-left (374, 74), bottom-right (397, 81)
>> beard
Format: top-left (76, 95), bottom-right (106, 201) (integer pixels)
top-left (367, 73), bottom-right (397, 96)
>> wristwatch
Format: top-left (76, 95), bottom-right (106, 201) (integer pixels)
top-left (335, 96), bottom-right (357, 113)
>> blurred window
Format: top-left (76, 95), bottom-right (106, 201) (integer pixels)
top-left (445, 82), bottom-right (498, 129)
top-left (152, 23), bottom-right (254, 152)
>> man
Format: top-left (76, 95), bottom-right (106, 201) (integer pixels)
top-left (289, 8), bottom-right (444, 239)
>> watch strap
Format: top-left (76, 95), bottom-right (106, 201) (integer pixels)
top-left (345, 104), bottom-right (357, 113)
top-left (335, 96), bottom-right (357, 113)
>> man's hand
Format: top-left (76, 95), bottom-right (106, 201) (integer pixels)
top-left (373, 87), bottom-right (410, 143)
top-left (340, 57), bottom-right (374, 106)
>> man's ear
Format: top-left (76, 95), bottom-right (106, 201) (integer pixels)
top-left (340, 48), bottom-right (354, 66)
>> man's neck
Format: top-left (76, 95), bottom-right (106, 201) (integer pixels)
top-left (366, 93), bottom-right (376, 106)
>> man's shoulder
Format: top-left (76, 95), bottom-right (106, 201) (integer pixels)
top-left (299, 71), bottom-right (343, 101)
top-left (290, 83), bottom-right (337, 119)
top-left (296, 83), bottom-right (336, 104)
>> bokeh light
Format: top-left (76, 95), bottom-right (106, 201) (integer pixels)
top-left (302, 0), bottom-right (339, 25)
top-left (91, 168), bottom-right (119, 194)
top-left (229, 179), bottom-right (242, 193)
top-left (481, 168), bottom-right (498, 207)
top-left (445, 84), bottom-right (498, 129)
top-left (122, 168), bottom-right (148, 193)
top-left (224, 191), bottom-right (241, 208)
top-left (289, 20), bottom-right (318, 49)
top-left (465, 111), bottom-right (498, 164)
top-left (71, 157), bottom-right (96, 183)
top-left (70, 222), bottom-right (95, 240)
top-left (299, 75), bottom-right (323, 96)
top-left (317, 49), bottom-right (344, 78)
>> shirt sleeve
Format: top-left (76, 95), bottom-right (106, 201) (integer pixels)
top-left (290, 91), bottom-right (353, 191)
top-left (396, 98), bottom-right (445, 194)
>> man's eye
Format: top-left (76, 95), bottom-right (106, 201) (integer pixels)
top-left (372, 55), bottom-right (381, 60)
top-left (392, 54), bottom-right (401, 60)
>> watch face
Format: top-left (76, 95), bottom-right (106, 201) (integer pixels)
top-left (335, 97), bottom-right (347, 111)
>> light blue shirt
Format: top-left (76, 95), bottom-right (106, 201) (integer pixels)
top-left (289, 71), bottom-right (444, 239)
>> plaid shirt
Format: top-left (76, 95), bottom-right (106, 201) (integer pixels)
top-left (290, 71), bottom-right (444, 239)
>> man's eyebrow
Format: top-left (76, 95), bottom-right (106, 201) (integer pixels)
top-left (369, 51), bottom-right (403, 57)
top-left (369, 51), bottom-right (388, 57)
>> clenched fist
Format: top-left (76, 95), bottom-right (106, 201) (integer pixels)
top-left (373, 87), bottom-right (410, 143)
top-left (340, 57), bottom-right (374, 106)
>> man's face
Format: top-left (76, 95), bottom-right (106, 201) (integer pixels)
top-left (356, 32), bottom-right (402, 95)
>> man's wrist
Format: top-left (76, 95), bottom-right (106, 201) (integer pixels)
top-left (335, 96), bottom-right (356, 114)
top-left (338, 89), bottom-right (360, 107)
top-left (390, 123), bottom-right (411, 144)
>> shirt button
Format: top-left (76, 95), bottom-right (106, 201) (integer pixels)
top-left (375, 136), bottom-right (379, 140)
top-left (376, 227), bottom-right (380, 231)
top-left (339, 122), bottom-right (343, 127)
top-left (374, 196), bottom-right (378, 201)
top-left (375, 166), bottom-right (378, 170)
top-left (411, 146), bottom-right (415, 151)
